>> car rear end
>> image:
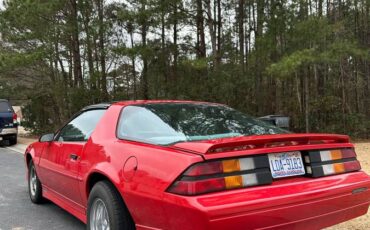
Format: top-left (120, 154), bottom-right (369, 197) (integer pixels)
top-left (0, 99), bottom-right (18, 145)
top-left (162, 134), bottom-right (370, 230)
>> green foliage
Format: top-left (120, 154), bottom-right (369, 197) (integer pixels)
top-left (21, 94), bottom-right (59, 135)
top-left (0, 0), bottom-right (369, 138)
top-left (268, 49), bottom-right (316, 76)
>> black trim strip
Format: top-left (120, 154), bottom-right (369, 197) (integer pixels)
top-left (309, 157), bottom-right (357, 167)
top-left (254, 155), bottom-right (270, 168)
top-left (180, 168), bottom-right (271, 181)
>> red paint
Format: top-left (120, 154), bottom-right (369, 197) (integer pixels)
top-left (25, 100), bottom-right (370, 229)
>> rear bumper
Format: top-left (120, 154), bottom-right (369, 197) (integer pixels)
top-left (159, 171), bottom-right (370, 230)
top-left (0, 128), bottom-right (17, 136)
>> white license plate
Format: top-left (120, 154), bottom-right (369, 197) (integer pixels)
top-left (268, 151), bottom-right (305, 178)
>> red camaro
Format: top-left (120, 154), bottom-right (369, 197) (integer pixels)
top-left (25, 100), bottom-right (370, 230)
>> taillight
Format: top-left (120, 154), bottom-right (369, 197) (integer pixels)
top-left (167, 155), bottom-right (272, 196)
top-left (13, 113), bottom-right (18, 124)
top-left (304, 148), bottom-right (361, 177)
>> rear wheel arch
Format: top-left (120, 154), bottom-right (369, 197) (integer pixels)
top-left (86, 172), bottom-right (135, 223)
top-left (86, 172), bottom-right (124, 201)
top-left (86, 172), bottom-right (111, 197)
top-left (26, 153), bottom-right (32, 169)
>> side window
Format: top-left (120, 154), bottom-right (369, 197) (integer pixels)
top-left (58, 109), bottom-right (106, 142)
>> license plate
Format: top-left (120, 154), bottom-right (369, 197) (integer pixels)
top-left (268, 151), bottom-right (305, 178)
top-left (0, 137), bottom-right (2, 141)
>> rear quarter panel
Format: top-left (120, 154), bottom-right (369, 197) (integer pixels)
top-left (79, 104), bottom-right (203, 228)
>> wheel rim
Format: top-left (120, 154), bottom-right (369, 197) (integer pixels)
top-left (90, 198), bottom-right (110, 230)
top-left (29, 166), bottom-right (37, 197)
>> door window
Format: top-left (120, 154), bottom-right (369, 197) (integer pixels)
top-left (57, 109), bottom-right (106, 142)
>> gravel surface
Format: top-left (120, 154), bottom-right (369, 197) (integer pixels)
top-left (327, 142), bottom-right (370, 230)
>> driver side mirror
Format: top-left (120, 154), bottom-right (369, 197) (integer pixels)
top-left (39, 133), bottom-right (55, 143)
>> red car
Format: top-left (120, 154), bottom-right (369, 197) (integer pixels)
top-left (25, 100), bottom-right (370, 230)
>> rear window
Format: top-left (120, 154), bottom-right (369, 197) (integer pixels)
top-left (0, 101), bottom-right (12, 113)
top-left (117, 103), bottom-right (289, 145)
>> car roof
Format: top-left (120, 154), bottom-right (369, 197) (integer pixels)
top-left (81, 103), bottom-right (112, 111)
top-left (81, 100), bottom-right (224, 112)
top-left (0, 99), bottom-right (9, 102)
top-left (112, 100), bottom-right (223, 106)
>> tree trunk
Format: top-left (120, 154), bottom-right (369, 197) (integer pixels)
top-left (216, 0), bottom-right (222, 65)
top-left (255, 0), bottom-right (265, 114)
top-left (141, 3), bottom-right (149, 99)
top-left (196, 0), bottom-right (206, 58)
top-left (82, 0), bottom-right (96, 90)
top-left (129, 29), bottom-right (137, 100)
top-left (238, 0), bottom-right (245, 71)
top-left (205, 0), bottom-right (217, 67)
top-left (173, 2), bottom-right (178, 79)
top-left (304, 72), bottom-right (309, 133)
top-left (97, 0), bottom-right (108, 100)
top-left (69, 0), bottom-right (83, 88)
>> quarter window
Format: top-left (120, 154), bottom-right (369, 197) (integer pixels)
top-left (58, 109), bottom-right (106, 142)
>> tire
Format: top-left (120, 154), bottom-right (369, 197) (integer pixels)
top-left (87, 181), bottom-right (135, 230)
top-left (9, 135), bottom-right (17, 146)
top-left (28, 160), bottom-right (43, 204)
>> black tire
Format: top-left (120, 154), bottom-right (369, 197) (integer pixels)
top-left (87, 181), bottom-right (135, 230)
top-left (9, 135), bottom-right (17, 146)
top-left (28, 161), bottom-right (43, 204)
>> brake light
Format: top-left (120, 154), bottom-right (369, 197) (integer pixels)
top-left (304, 148), bottom-right (361, 178)
top-left (304, 148), bottom-right (356, 163)
top-left (13, 113), bottom-right (18, 124)
top-left (167, 155), bottom-right (272, 196)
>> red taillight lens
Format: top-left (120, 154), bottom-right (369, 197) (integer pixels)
top-left (184, 161), bottom-right (223, 176)
top-left (168, 178), bottom-right (226, 195)
top-left (13, 113), bottom-right (17, 124)
top-left (167, 156), bottom-right (272, 196)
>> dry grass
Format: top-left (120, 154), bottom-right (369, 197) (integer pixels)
top-left (326, 143), bottom-right (370, 230)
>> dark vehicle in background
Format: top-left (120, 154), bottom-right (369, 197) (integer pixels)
top-left (0, 99), bottom-right (18, 145)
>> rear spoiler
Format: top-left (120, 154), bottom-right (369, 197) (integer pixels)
top-left (172, 134), bottom-right (351, 155)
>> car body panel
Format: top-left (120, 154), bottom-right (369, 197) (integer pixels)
top-left (39, 141), bottom-right (84, 204)
top-left (24, 100), bottom-right (370, 229)
top-left (159, 172), bottom-right (370, 229)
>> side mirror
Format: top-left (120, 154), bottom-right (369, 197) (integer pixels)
top-left (39, 133), bottom-right (55, 143)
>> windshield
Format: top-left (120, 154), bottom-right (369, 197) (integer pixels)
top-left (117, 103), bottom-right (289, 145)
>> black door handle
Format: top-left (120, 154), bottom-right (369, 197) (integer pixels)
top-left (70, 153), bottom-right (79, 161)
